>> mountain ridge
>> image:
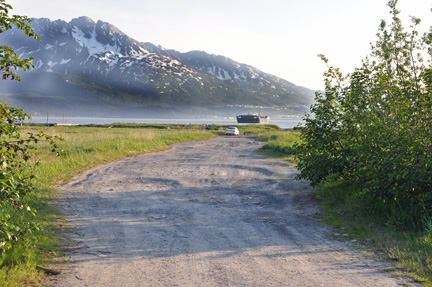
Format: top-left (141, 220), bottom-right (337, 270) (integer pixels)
top-left (0, 16), bottom-right (314, 117)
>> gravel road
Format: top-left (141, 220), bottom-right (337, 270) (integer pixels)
top-left (53, 136), bottom-right (414, 286)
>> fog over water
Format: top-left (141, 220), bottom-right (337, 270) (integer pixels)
top-left (29, 117), bottom-right (304, 129)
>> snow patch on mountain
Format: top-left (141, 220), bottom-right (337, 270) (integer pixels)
top-left (72, 26), bottom-right (121, 57)
top-left (0, 16), bottom-right (315, 110)
top-left (47, 61), bottom-right (57, 72)
top-left (60, 58), bottom-right (71, 64)
top-left (34, 59), bottom-right (44, 69)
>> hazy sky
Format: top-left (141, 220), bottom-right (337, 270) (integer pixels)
top-left (10, 0), bottom-right (432, 91)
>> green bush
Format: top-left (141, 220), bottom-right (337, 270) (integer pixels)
top-left (0, 103), bottom-right (61, 255)
top-left (295, 1), bottom-right (432, 231)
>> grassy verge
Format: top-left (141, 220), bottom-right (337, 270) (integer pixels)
top-left (316, 181), bottom-right (432, 285)
top-left (190, 123), bottom-right (279, 136)
top-left (255, 130), bottom-right (301, 163)
top-left (32, 126), bottom-right (219, 186)
top-left (257, 130), bottom-right (432, 286)
top-left (1, 125), bottom-right (217, 286)
top-left (0, 123), bottom-right (277, 286)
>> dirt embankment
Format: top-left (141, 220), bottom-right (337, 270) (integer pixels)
top-left (53, 136), bottom-right (415, 286)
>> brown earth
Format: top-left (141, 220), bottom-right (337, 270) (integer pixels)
top-left (52, 136), bottom-right (415, 286)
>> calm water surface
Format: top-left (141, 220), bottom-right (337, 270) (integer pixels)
top-left (29, 117), bottom-right (304, 129)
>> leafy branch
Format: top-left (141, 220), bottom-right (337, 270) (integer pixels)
top-left (0, 0), bottom-right (64, 255)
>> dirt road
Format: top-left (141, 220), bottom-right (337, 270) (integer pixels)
top-left (54, 136), bottom-right (412, 286)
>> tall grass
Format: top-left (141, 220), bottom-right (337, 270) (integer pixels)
top-left (1, 123), bottom-right (279, 285)
top-left (0, 126), bottom-right (217, 286)
top-left (31, 126), bottom-right (217, 186)
top-left (6, 126), bottom-right (428, 285)
top-left (256, 130), bottom-right (301, 163)
top-left (31, 124), bottom-right (279, 186)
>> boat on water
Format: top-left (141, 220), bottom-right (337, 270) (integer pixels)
top-left (236, 113), bottom-right (270, 124)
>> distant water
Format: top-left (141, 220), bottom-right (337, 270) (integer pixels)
top-left (28, 117), bottom-right (304, 129)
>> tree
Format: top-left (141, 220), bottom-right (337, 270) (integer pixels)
top-left (295, 0), bottom-right (432, 231)
top-left (0, 0), bottom-right (61, 254)
top-left (0, 0), bottom-right (38, 80)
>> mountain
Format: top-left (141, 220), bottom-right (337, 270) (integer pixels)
top-left (0, 17), bottom-right (314, 118)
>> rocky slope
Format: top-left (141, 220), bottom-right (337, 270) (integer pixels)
top-left (0, 17), bottom-right (314, 117)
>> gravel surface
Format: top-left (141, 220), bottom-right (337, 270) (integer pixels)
top-left (53, 136), bottom-right (415, 286)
